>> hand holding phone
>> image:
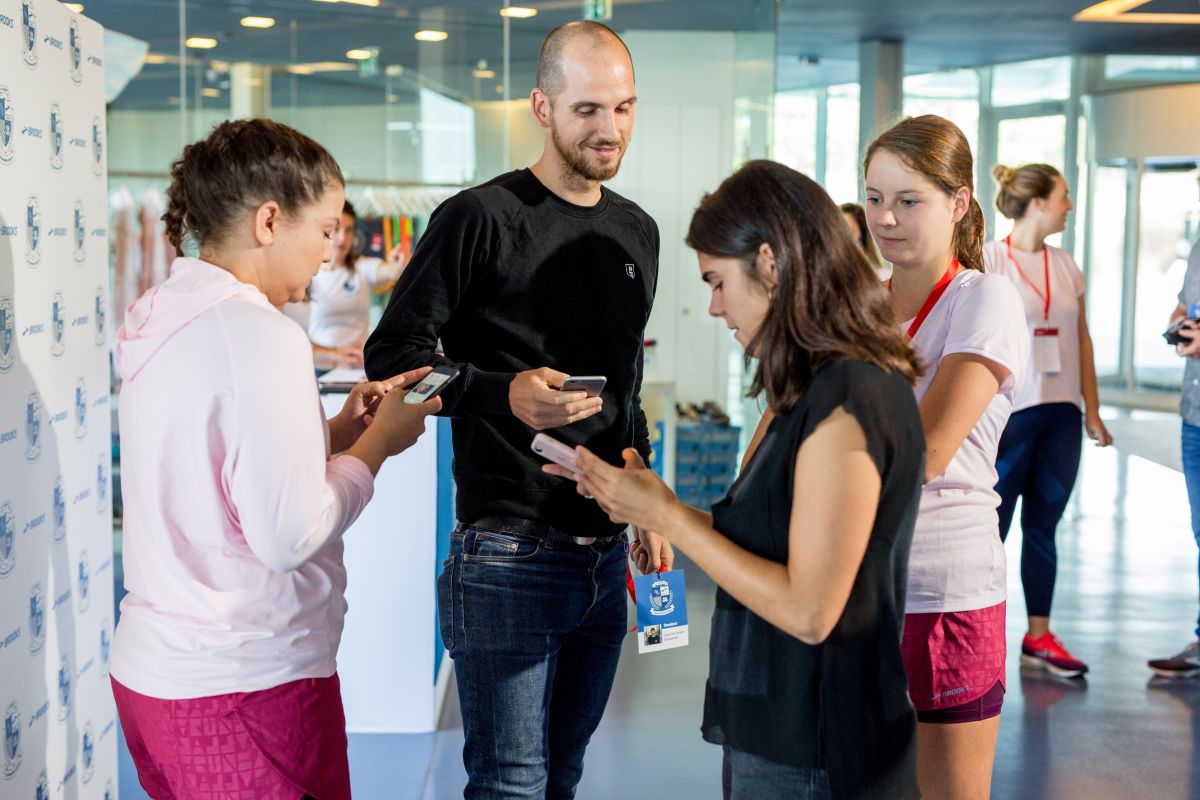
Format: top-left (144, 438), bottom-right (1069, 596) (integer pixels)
top-left (560, 376), bottom-right (606, 398)
top-left (404, 365), bottom-right (460, 404)
top-left (531, 433), bottom-right (580, 477)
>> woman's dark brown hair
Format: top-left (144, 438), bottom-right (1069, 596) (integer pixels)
top-left (340, 199), bottom-right (359, 269)
top-left (992, 163), bottom-right (1061, 221)
top-left (839, 202), bottom-right (883, 270)
top-left (863, 115), bottom-right (985, 272)
top-left (163, 118), bottom-right (344, 255)
top-left (686, 160), bottom-right (921, 413)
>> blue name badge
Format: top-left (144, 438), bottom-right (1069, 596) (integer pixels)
top-left (634, 569), bottom-right (688, 654)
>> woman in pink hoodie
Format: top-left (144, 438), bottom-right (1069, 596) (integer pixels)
top-left (111, 119), bottom-right (438, 800)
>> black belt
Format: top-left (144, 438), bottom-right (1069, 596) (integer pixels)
top-left (468, 515), bottom-right (624, 547)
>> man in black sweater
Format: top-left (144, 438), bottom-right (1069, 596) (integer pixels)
top-left (364, 20), bottom-right (668, 799)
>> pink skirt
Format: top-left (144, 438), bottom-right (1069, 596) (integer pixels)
top-left (112, 673), bottom-right (351, 800)
top-left (901, 601), bottom-right (1007, 713)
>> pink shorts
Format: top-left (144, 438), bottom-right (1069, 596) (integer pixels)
top-left (112, 673), bottom-right (351, 800)
top-left (902, 601), bottom-right (1007, 720)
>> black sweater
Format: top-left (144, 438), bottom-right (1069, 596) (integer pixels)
top-left (364, 169), bottom-right (659, 537)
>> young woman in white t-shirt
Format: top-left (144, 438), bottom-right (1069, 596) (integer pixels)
top-left (864, 115), bottom-right (1028, 800)
top-left (308, 200), bottom-right (405, 367)
top-left (984, 163), bottom-right (1113, 679)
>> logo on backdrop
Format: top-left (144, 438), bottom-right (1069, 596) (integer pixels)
top-left (48, 104), bottom-right (62, 171)
top-left (56, 656), bottom-right (71, 721)
top-left (69, 19), bottom-right (82, 84)
top-left (76, 551), bottom-right (89, 613)
top-left (98, 621), bottom-right (110, 676)
top-left (50, 292), bottom-right (65, 359)
top-left (97, 455), bottom-right (109, 514)
top-left (93, 288), bottom-right (105, 345)
top-left (80, 721), bottom-right (93, 783)
top-left (21, 0), bottom-right (36, 68)
top-left (73, 201), bottom-right (85, 261)
top-left (90, 117), bottom-right (102, 176)
top-left (0, 87), bottom-right (13, 165)
top-left (0, 296), bottom-right (14, 373)
top-left (648, 577), bottom-right (675, 616)
top-left (24, 392), bottom-right (42, 462)
top-left (103, 778), bottom-right (113, 800)
top-left (36, 769), bottom-right (49, 800)
top-left (25, 196), bottom-right (41, 267)
top-left (74, 378), bottom-right (86, 439)
top-left (4, 702), bottom-right (21, 778)
top-left (0, 502), bottom-right (14, 578)
top-left (52, 477), bottom-right (65, 542)
top-left (28, 584), bottom-right (44, 654)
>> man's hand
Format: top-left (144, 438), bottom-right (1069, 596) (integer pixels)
top-left (1178, 320), bottom-right (1200, 358)
top-left (509, 367), bottom-right (602, 431)
top-left (631, 528), bottom-right (674, 574)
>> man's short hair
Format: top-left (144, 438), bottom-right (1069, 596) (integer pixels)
top-left (536, 21), bottom-right (633, 101)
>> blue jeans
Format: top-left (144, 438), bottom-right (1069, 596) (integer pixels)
top-left (1183, 422), bottom-right (1200, 638)
top-left (722, 747), bottom-right (833, 800)
top-left (437, 523), bottom-right (628, 800)
top-left (995, 403), bottom-right (1083, 618)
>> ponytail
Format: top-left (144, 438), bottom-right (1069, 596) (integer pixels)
top-left (955, 195), bottom-right (985, 272)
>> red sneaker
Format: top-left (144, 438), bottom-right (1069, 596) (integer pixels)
top-left (1021, 632), bottom-right (1088, 678)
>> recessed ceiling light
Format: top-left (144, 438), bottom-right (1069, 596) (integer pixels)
top-left (185, 37), bottom-right (218, 49)
top-left (63, 3), bottom-right (84, 13)
top-left (500, 7), bottom-right (537, 18)
top-left (313, 0), bottom-right (380, 5)
top-left (201, 88), bottom-right (221, 98)
top-left (288, 62), bottom-right (359, 75)
top-left (240, 16), bottom-right (275, 28)
top-left (473, 69), bottom-right (496, 78)
top-left (144, 53), bottom-right (174, 65)
top-left (385, 64), bottom-right (405, 76)
top-left (414, 30), bottom-right (448, 42)
top-left (346, 49), bottom-right (376, 60)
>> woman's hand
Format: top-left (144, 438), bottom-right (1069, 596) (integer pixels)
top-left (330, 367), bottom-right (432, 452)
top-left (573, 447), bottom-right (680, 533)
top-left (1085, 411), bottom-right (1113, 447)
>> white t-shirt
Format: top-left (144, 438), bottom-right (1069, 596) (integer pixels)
top-left (902, 270), bottom-right (1029, 614)
top-left (307, 256), bottom-right (401, 348)
top-left (983, 239), bottom-right (1086, 413)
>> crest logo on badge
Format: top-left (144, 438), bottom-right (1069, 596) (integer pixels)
top-left (74, 378), bottom-right (87, 439)
top-left (0, 296), bottom-right (14, 373)
top-left (69, 18), bottom-right (82, 84)
top-left (24, 392), bottom-right (42, 463)
top-left (50, 292), bottom-right (65, 359)
top-left (80, 721), bottom-right (94, 783)
top-left (90, 117), bottom-right (103, 176)
top-left (21, 0), bottom-right (37, 68)
top-left (25, 195), bottom-right (41, 267)
top-left (57, 655), bottom-right (72, 721)
top-left (3, 702), bottom-right (22, 778)
top-left (0, 502), bottom-right (14, 579)
top-left (96, 456), bottom-right (108, 514)
top-left (52, 476), bottom-right (66, 542)
top-left (94, 288), bottom-right (105, 345)
top-left (28, 584), bottom-right (45, 654)
top-left (648, 578), bottom-right (675, 616)
top-left (48, 104), bottom-right (62, 170)
top-left (0, 87), bottom-right (14, 165)
top-left (73, 201), bottom-right (85, 261)
top-left (77, 551), bottom-right (90, 612)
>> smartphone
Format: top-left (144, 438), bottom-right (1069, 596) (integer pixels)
top-left (531, 433), bottom-right (580, 475)
top-left (560, 375), bottom-right (606, 398)
top-left (404, 366), bottom-right (460, 404)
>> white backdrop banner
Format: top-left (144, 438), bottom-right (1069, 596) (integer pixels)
top-left (0, 1), bottom-right (116, 799)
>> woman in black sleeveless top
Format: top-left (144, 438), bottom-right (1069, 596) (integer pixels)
top-left (568, 161), bottom-right (926, 799)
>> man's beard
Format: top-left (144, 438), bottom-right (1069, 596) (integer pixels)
top-left (551, 121), bottom-right (625, 184)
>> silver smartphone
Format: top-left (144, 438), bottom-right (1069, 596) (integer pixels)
top-left (404, 366), bottom-right (459, 404)
top-left (531, 432), bottom-right (580, 475)
top-left (560, 375), bottom-right (606, 398)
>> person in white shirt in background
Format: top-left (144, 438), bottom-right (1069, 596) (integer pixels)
top-left (984, 163), bottom-right (1113, 682)
top-left (308, 200), bottom-right (405, 368)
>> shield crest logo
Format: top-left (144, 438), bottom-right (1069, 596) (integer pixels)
top-left (0, 502), bottom-right (14, 578)
top-left (50, 292), bottom-right (65, 359)
top-left (69, 19), bottom-right (82, 84)
top-left (0, 296), bottom-right (14, 373)
top-left (28, 584), bottom-right (45, 654)
top-left (21, 0), bottom-right (37, 68)
top-left (77, 551), bottom-right (90, 612)
top-left (0, 87), bottom-right (14, 165)
top-left (53, 476), bottom-right (66, 542)
top-left (48, 104), bottom-right (62, 171)
top-left (91, 117), bottom-right (103, 176)
top-left (97, 456), bottom-right (109, 514)
top-left (57, 656), bottom-right (72, 721)
top-left (94, 288), bottom-right (106, 345)
top-left (25, 392), bottom-right (42, 463)
top-left (25, 195), bottom-right (41, 267)
top-left (625, 263), bottom-right (635, 279)
top-left (3, 703), bottom-right (21, 778)
top-left (73, 201), bottom-right (86, 261)
top-left (648, 578), bottom-right (675, 616)
top-left (80, 722), bottom-right (94, 783)
top-left (74, 378), bottom-right (87, 439)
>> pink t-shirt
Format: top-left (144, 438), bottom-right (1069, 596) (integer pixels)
top-left (983, 239), bottom-right (1086, 413)
top-left (902, 270), bottom-right (1028, 614)
top-left (112, 259), bottom-right (375, 699)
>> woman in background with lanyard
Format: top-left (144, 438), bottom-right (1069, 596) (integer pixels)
top-left (309, 200), bottom-right (405, 368)
top-left (865, 116), bottom-right (1027, 800)
top-left (985, 163), bottom-right (1113, 680)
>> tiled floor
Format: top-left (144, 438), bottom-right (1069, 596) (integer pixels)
top-left (119, 409), bottom-right (1200, 800)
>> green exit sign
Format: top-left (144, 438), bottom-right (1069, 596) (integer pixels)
top-left (584, 0), bottom-right (612, 21)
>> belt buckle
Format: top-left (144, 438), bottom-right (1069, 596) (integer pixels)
top-left (571, 535), bottom-right (598, 546)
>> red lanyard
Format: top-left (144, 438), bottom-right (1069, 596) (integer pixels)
top-left (905, 259), bottom-right (960, 340)
top-left (1005, 235), bottom-right (1051, 321)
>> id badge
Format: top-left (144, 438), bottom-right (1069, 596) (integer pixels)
top-left (1032, 327), bottom-right (1061, 373)
top-left (634, 569), bottom-right (689, 654)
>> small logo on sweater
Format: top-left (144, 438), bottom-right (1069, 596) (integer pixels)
top-left (625, 263), bottom-right (635, 279)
